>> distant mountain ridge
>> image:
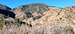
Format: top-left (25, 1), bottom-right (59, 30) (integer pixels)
top-left (0, 4), bottom-right (11, 10)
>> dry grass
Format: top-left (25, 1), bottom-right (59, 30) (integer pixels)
top-left (0, 9), bottom-right (75, 34)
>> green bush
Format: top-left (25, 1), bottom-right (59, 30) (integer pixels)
top-left (0, 14), bottom-right (5, 30)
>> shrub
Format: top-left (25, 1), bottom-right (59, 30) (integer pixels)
top-left (0, 14), bottom-right (5, 30)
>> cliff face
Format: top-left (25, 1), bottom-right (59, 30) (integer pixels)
top-left (0, 3), bottom-right (75, 34)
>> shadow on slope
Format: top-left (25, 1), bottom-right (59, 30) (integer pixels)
top-left (0, 9), bottom-right (15, 18)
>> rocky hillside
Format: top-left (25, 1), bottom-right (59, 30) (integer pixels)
top-left (0, 4), bottom-right (15, 30)
top-left (0, 3), bottom-right (75, 34)
top-left (14, 4), bottom-right (49, 21)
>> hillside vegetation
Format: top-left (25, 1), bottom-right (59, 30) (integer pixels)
top-left (0, 3), bottom-right (75, 34)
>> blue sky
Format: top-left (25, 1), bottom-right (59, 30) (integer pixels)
top-left (0, 0), bottom-right (75, 8)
